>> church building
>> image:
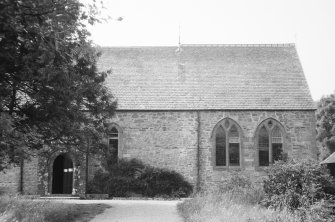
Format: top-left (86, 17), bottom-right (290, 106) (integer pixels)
top-left (0, 44), bottom-right (317, 195)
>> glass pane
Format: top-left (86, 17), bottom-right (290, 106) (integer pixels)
top-left (259, 150), bottom-right (269, 166)
top-left (272, 126), bottom-right (281, 137)
top-left (229, 143), bottom-right (239, 166)
top-left (229, 125), bottom-right (239, 143)
top-left (216, 126), bottom-right (226, 166)
top-left (110, 127), bottom-right (118, 138)
top-left (272, 143), bottom-right (283, 162)
top-left (109, 139), bottom-right (118, 164)
top-left (272, 126), bottom-right (282, 143)
top-left (259, 126), bottom-right (269, 166)
top-left (110, 133), bottom-right (118, 138)
top-left (229, 125), bottom-right (239, 137)
top-left (111, 127), bottom-right (118, 134)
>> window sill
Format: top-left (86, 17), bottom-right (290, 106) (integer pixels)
top-left (213, 166), bottom-right (242, 171)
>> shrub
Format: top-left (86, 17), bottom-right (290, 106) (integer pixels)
top-left (221, 172), bottom-right (252, 190)
top-left (262, 159), bottom-right (335, 220)
top-left (178, 191), bottom-right (302, 222)
top-left (178, 173), bottom-right (299, 222)
top-left (218, 172), bottom-right (264, 205)
top-left (87, 170), bottom-right (108, 194)
top-left (140, 168), bottom-right (193, 197)
top-left (88, 158), bottom-right (193, 198)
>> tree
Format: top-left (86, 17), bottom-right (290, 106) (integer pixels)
top-left (0, 0), bottom-right (116, 171)
top-left (316, 93), bottom-right (335, 159)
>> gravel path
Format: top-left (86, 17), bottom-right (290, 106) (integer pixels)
top-left (57, 199), bottom-right (183, 222)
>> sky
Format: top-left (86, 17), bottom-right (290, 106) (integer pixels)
top-left (86, 0), bottom-right (335, 101)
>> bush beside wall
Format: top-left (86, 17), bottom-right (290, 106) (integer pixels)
top-left (178, 174), bottom-right (299, 222)
top-left (178, 159), bottom-right (335, 222)
top-left (87, 158), bottom-right (193, 198)
top-left (262, 159), bottom-right (335, 220)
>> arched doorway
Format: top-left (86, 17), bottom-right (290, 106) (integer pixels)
top-left (52, 153), bottom-right (73, 194)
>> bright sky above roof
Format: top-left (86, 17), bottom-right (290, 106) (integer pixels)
top-left (85, 0), bottom-right (335, 101)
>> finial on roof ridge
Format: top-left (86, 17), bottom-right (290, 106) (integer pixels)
top-left (176, 25), bottom-right (183, 53)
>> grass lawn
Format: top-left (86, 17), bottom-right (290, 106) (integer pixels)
top-left (0, 195), bottom-right (110, 222)
top-left (177, 191), bottom-right (299, 222)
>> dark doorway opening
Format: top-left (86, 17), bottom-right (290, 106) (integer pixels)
top-left (328, 163), bottom-right (335, 177)
top-left (52, 153), bottom-right (73, 194)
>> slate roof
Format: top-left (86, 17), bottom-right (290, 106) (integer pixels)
top-left (97, 44), bottom-right (315, 110)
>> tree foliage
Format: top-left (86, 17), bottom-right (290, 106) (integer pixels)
top-left (262, 160), bottom-right (335, 221)
top-left (0, 0), bottom-right (116, 170)
top-left (316, 93), bottom-right (335, 157)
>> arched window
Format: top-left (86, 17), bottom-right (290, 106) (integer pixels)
top-left (108, 127), bottom-right (119, 164)
top-left (214, 119), bottom-right (242, 167)
top-left (257, 119), bottom-right (284, 166)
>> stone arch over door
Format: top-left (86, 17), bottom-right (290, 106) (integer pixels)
top-left (51, 153), bottom-right (74, 194)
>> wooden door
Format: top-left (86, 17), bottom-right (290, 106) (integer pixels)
top-left (63, 154), bottom-right (73, 194)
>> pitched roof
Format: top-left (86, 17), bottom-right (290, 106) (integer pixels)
top-left (320, 152), bottom-right (335, 164)
top-left (97, 44), bottom-right (315, 110)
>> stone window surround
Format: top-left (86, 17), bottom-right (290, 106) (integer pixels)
top-left (211, 118), bottom-right (244, 170)
top-left (106, 123), bottom-right (123, 160)
top-left (254, 118), bottom-right (286, 168)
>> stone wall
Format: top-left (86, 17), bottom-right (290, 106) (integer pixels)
top-left (0, 165), bottom-right (20, 194)
top-left (106, 111), bottom-right (199, 186)
top-left (198, 110), bottom-right (317, 189)
top-left (23, 157), bottom-right (39, 194)
top-left (109, 110), bottom-right (316, 190)
top-left (0, 157), bottom-right (39, 194)
top-left (0, 109), bottom-right (317, 194)
top-left (37, 148), bottom-right (87, 196)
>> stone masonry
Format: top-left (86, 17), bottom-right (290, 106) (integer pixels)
top-left (0, 165), bottom-right (20, 194)
top-left (0, 109), bottom-right (316, 194)
top-left (106, 111), bottom-right (199, 186)
top-left (107, 109), bottom-right (316, 189)
top-left (198, 110), bottom-right (316, 189)
top-left (0, 158), bottom-right (38, 194)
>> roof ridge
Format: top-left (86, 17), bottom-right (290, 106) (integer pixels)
top-left (181, 43), bottom-right (295, 47)
top-left (97, 46), bottom-right (176, 49)
top-left (97, 44), bottom-right (296, 49)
